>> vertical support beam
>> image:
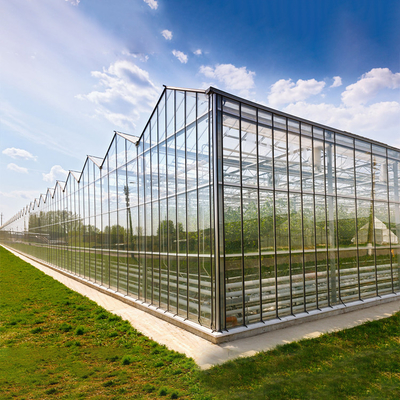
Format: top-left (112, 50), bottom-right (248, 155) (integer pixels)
top-left (212, 92), bottom-right (225, 331)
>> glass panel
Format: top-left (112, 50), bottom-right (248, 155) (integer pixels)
top-left (224, 186), bottom-right (243, 327)
top-left (177, 193), bottom-right (187, 319)
top-left (242, 188), bottom-right (260, 324)
top-left (223, 113), bottom-right (240, 185)
top-left (151, 146), bottom-right (159, 201)
top-left (145, 203), bottom-right (153, 303)
top-left (198, 115), bottom-right (209, 187)
top-left (199, 187), bottom-right (212, 327)
top-left (186, 123), bottom-right (197, 191)
top-left (158, 141), bottom-right (167, 199)
top-left (327, 195), bottom-right (338, 305)
top-left (109, 170), bottom-right (118, 212)
top-left (355, 149), bottom-right (372, 199)
top-left (143, 125), bottom-right (150, 152)
top-left (152, 201), bottom-right (160, 306)
top-left (197, 92), bottom-right (208, 117)
top-left (374, 201), bottom-right (392, 295)
top-left (275, 191), bottom-right (290, 317)
top-left (336, 145), bottom-right (355, 197)
top-left (175, 91), bottom-right (185, 133)
top-left (373, 155), bottom-right (388, 200)
top-left (138, 204), bottom-right (145, 300)
top-left (116, 135), bottom-right (126, 169)
top-left (290, 192), bottom-right (304, 313)
top-left (301, 136), bottom-right (313, 192)
top-left (258, 124), bottom-right (273, 190)
top-left (337, 197), bottom-right (358, 303)
top-left (144, 150), bottom-right (151, 203)
top-left (176, 129), bottom-right (186, 193)
top-left (158, 95), bottom-right (166, 142)
top-left (128, 205), bottom-right (139, 298)
top-left (166, 89), bottom-right (175, 137)
top-left (357, 199), bottom-right (377, 299)
top-left (241, 120), bottom-right (257, 187)
top-left (186, 91), bottom-right (196, 125)
top-left (151, 111), bottom-right (158, 146)
top-left (187, 189), bottom-right (198, 323)
top-left (167, 137), bottom-right (176, 197)
top-left (315, 195), bottom-right (328, 308)
top-left (288, 133), bottom-right (301, 191)
top-left (388, 160), bottom-right (400, 202)
top-left (167, 196), bottom-right (177, 313)
top-left (273, 129), bottom-right (287, 190)
top-left (259, 190), bottom-right (275, 320)
top-left (118, 208), bottom-right (128, 294)
top-left (313, 138), bottom-right (325, 194)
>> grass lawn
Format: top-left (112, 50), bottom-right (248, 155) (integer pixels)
top-left (1, 245), bottom-right (400, 399)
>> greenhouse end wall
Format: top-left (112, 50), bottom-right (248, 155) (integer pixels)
top-left (1, 86), bottom-right (400, 341)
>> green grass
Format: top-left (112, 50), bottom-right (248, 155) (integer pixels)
top-left (1, 245), bottom-right (400, 399)
top-left (0, 246), bottom-right (208, 399)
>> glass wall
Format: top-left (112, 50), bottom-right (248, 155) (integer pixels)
top-left (0, 87), bottom-right (215, 330)
top-left (217, 92), bottom-right (400, 330)
top-left (1, 86), bottom-right (399, 335)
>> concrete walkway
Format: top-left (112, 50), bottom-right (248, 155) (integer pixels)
top-left (7, 247), bottom-right (400, 370)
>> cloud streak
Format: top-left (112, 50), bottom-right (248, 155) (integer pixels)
top-left (2, 147), bottom-right (37, 161)
top-left (7, 163), bottom-right (28, 174)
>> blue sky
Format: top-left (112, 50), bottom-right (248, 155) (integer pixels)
top-left (1, 0), bottom-right (399, 223)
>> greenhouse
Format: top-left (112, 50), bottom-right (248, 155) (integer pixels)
top-left (1, 86), bottom-right (399, 341)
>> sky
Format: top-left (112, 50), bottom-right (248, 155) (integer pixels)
top-left (1, 0), bottom-right (399, 224)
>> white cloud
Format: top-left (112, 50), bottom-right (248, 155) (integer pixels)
top-left (268, 78), bottom-right (326, 107)
top-left (341, 68), bottom-right (400, 106)
top-left (143, 0), bottom-right (158, 10)
top-left (199, 63), bottom-right (255, 97)
top-left (172, 50), bottom-right (188, 64)
top-left (7, 163), bottom-right (28, 174)
top-left (267, 68), bottom-right (400, 148)
top-left (161, 30), bottom-right (172, 40)
top-left (77, 60), bottom-right (159, 131)
top-left (2, 147), bottom-right (37, 161)
top-left (65, 0), bottom-right (80, 5)
top-left (42, 165), bottom-right (68, 183)
top-left (331, 76), bottom-right (342, 88)
top-left (193, 49), bottom-right (202, 56)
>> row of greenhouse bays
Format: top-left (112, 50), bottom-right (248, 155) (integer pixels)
top-left (221, 97), bottom-right (400, 201)
top-left (0, 88), bottom-right (217, 328)
top-left (2, 188), bottom-right (215, 326)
